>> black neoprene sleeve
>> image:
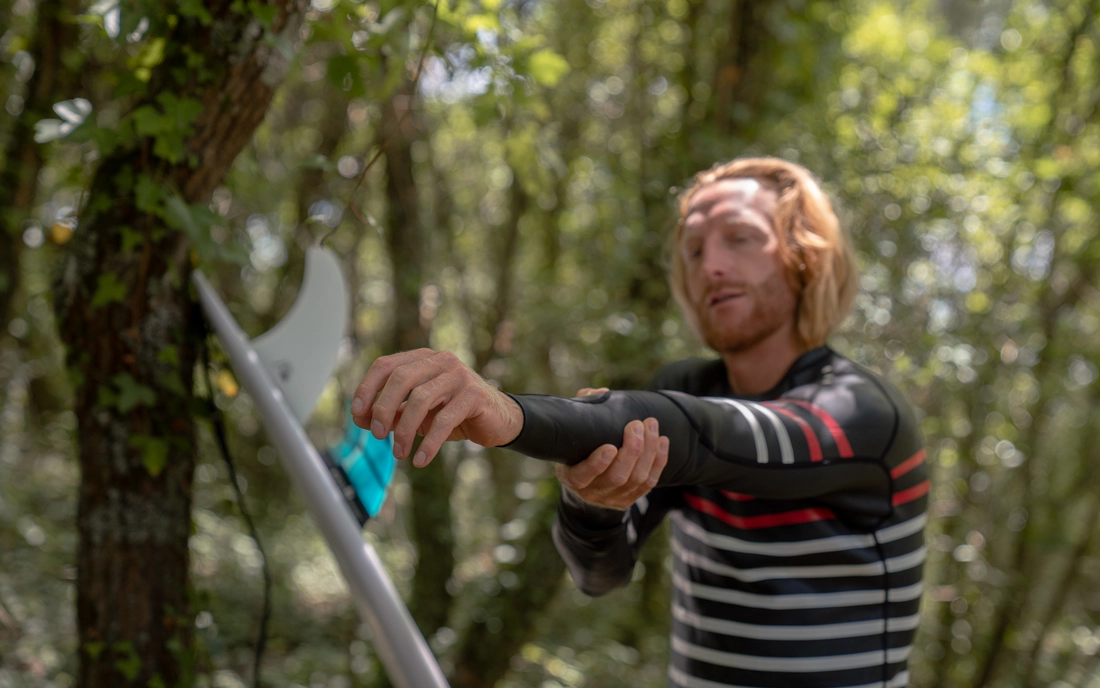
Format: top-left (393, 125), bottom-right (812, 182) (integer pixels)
top-left (505, 390), bottom-right (892, 509)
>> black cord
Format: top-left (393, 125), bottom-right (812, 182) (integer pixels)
top-left (200, 335), bottom-right (272, 688)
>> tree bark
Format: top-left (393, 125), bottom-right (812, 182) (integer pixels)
top-left (0, 0), bottom-right (80, 327)
top-left (378, 81), bottom-right (457, 644)
top-left (55, 2), bottom-right (305, 685)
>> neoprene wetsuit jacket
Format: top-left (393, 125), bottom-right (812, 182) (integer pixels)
top-left (504, 346), bottom-right (928, 688)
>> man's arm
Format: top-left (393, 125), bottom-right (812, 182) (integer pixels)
top-left (351, 349), bottom-right (899, 517)
top-left (507, 388), bottom-right (895, 513)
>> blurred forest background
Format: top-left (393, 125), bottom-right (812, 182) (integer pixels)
top-left (2, 0), bottom-right (1100, 686)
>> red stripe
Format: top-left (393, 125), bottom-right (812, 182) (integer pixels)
top-left (892, 479), bottom-right (930, 507)
top-left (785, 400), bottom-right (854, 458)
top-left (721, 491), bottom-right (754, 501)
top-left (891, 449), bottom-right (926, 479)
top-left (764, 402), bottom-right (824, 462)
top-left (685, 493), bottom-right (836, 530)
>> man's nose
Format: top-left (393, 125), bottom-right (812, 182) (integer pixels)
top-left (700, 244), bottom-right (732, 280)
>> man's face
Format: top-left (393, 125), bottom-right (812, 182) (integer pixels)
top-left (679, 178), bottom-right (799, 354)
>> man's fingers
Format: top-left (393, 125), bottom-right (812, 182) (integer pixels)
top-left (371, 350), bottom-right (461, 439)
top-left (651, 435), bottom-right (670, 488)
top-left (389, 371), bottom-right (459, 460)
top-left (351, 349), bottom-right (434, 428)
top-left (602, 420), bottom-right (645, 487)
top-left (411, 392), bottom-right (477, 468)
top-left (629, 418), bottom-right (660, 488)
top-left (563, 444), bottom-right (618, 489)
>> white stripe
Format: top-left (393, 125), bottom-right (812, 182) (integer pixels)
top-left (671, 537), bottom-right (926, 582)
top-left (668, 665), bottom-right (910, 688)
top-left (635, 495), bottom-right (649, 515)
top-left (705, 397), bottom-right (768, 463)
top-left (752, 401), bottom-right (795, 464)
top-left (671, 636), bottom-right (912, 672)
top-left (673, 571), bottom-right (924, 609)
top-left (673, 512), bottom-right (927, 558)
top-left (886, 546), bottom-right (927, 573)
top-left (675, 513), bottom-right (873, 556)
top-left (876, 513), bottom-right (928, 543)
top-left (673, 603), bottom-right (922, 640)
top-left (626, 520), bottom-right (637, 545)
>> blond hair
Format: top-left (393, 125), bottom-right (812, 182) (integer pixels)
top-left (670, 157), bottom-right (858, 350)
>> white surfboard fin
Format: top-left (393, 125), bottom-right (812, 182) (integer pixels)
top-left (252, 246), bottom-right (348, 423)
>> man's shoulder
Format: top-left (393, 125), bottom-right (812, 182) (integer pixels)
top-left (648, 357), bottom-right (729, 395)
top-left (796, 348), bottom-right (923, 457)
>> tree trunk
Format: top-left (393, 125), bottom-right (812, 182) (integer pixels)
top-left (378, 82), bottom-right (457, 644)
top-left (0, 0), bottom-right (80, 327)
top-left (55, 2), bottom-right (305, 685)
top-left (451, 495), bottom-right (567, 688)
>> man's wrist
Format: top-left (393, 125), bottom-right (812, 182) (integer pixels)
top-left (496, 393), bottom-right (526, 447)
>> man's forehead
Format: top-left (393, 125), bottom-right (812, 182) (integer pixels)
top-left (685, 177), bottom-right (777, 219)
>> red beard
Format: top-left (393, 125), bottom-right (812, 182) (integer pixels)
top-left (695, 268), bottom-right (799, 354)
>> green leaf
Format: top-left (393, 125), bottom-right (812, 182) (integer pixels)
top-left (132, 105), bottom-right (169, 136)
top-left (157, 345), bottom-right (179, 367)
top-left (132, 96), bottom-right (203, 163)
top-left (247, 0), bottom-right (277, 27)
top-left (162, 195), bottom-right (213, 239)
top-left (135, 176), bottom-right (163, 214)
top-left (156, 93), bottom-right (203, 130)
top-left (162, 194), bottom-right (250, 266)
top-left (526, 49), bottom-right (570, 87)
top-left (120, 226), bottom-right (144, 253)
top-left (91, 273), bottom-right (128, 308)
top-left (152, 133), bottom-right (186, 163)
top-left (113, 373), bottom-right (157, 413)
top-left (83, 641), bottom-right (106, 660)
top-left (130, 37), bottom-right (167, 81)
top-left (179, 0), bottom-right (213, 25)
top-left (130, 435), bottom-right (169, 477)
top-left (96, 384), bottom-right (118, 410)
top-left (112, 640), bottom-right (142, 681)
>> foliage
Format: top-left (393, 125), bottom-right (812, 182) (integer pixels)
top-left (1, 0), bottom-right (1099, 686)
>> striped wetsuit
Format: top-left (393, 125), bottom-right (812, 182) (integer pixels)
top-left (506, 346), bottom-right (928, 688)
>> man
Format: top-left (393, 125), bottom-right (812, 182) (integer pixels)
top-left (351, 157), bottom-right (927, 688)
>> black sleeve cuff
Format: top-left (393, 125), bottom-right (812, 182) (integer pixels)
top-left (558, 485), bottom-right (629, 531)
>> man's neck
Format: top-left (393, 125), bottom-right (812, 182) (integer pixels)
top-left (720, 325), bottom-right (805, 396)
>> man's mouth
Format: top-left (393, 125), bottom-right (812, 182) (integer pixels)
top-left (707, 291), bottom-right (745, 307)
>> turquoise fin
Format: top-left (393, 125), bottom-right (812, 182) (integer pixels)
top-left (321, 407), bottom-right (395, 525)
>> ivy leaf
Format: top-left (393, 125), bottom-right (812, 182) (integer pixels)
top-left (131, 96), bottom-right (202, 163)
top-left (132, 105), bottom-right (168, 136)
top-left (112, 373), bottom-right (156, 413)
top-left (91, 273), bottom-right (128, 308)
top-left (83, 641), bottom-right (106, 660)
top-left (135, 176), bottom-right (163, 214)
top-left (526, 49), bottom-right (571, 87)
top-left (157, 345), bottom-right (179, 367)
top-left (162, 194), bottom-right (249, 265)
top-left (112, 640), bottom-right (142, 681)
top-left (130, 435), bottom-right (169, 477)
top-left (247, 0), bottom-right (277, 27)
top-left (179, 0), bottom-right (213, 25)
top-left (156, 93), bottom-right (203, 130)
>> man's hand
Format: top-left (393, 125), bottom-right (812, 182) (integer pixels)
top-left (556, 388), bottom-right (669, 511)
top-left (350, 349), bottom-right (524, 468)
